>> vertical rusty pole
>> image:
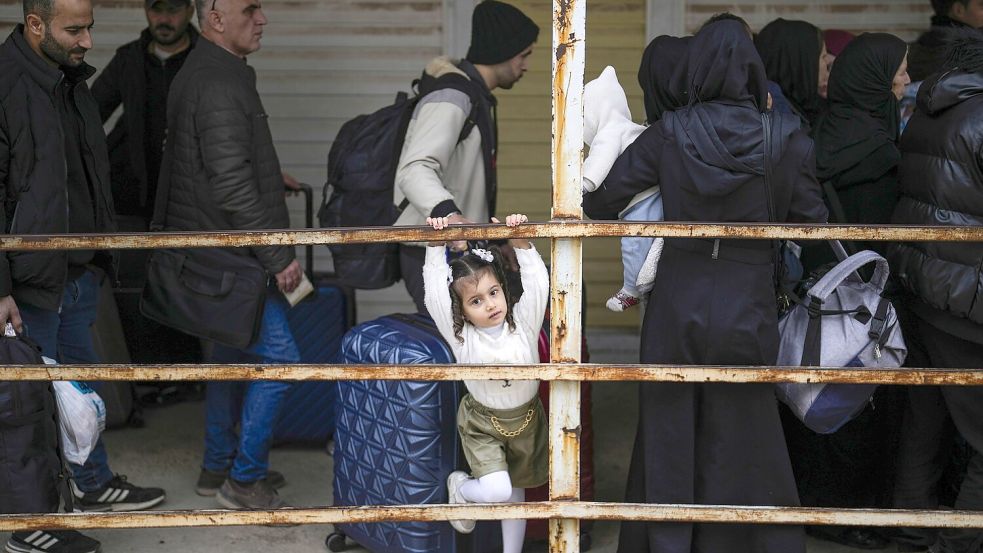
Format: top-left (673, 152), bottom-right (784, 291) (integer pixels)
top-left (549, 0), bottom-right (584, 550)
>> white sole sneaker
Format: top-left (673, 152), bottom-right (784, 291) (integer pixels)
top-left (5, 531), bottom-right (100, 553)
top-left (76, 495), bottom-right (166, 512)
top-left (446, 471), bottom-right (476, 534)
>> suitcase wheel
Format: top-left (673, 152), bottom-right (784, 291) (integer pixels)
top-left (324, 531), bottom-right (348, 552)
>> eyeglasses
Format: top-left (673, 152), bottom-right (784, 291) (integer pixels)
top-left (210, 0), bottom-right (218, 10)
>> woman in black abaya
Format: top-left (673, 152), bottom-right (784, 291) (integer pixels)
top-left (755, 18), bottom-right (831, 130)
top-left (584, 21), bottom-right (827, 553)
top-left (785, 32), bottom-right (911, 550)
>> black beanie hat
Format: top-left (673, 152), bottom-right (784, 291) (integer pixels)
top-left (466, 0), bottom-right (540, 65)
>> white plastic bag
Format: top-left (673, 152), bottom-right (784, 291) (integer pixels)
top-left (48, 357), bottom-right (106, 465)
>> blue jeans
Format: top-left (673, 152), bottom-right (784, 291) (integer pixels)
top-left (203, 288), bottom-right (299, 483)
top-left (19, 269), bottom-right (115, 493)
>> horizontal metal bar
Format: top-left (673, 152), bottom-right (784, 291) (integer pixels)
top-left (1, 222), bottom-right (980, 251)
top-left (3, 502), bottom-right (983, 531)
top-left (7, 363), bottom-right (983, 385)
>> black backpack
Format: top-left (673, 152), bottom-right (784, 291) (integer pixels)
top-left (0, 334), bottom-right (68, 514)
top-left (318, 70), bottom-right (480, 289)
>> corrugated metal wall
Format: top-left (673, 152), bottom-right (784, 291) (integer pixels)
top-left (683, 1), bottom-right (930, 39)
top-left (0, 0), bottom-right (444, 322)
top-left (0, 0), bottom-right (938, 328)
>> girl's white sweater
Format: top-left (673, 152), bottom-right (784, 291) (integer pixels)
top-left (423, 245), bottom-right (549, 410)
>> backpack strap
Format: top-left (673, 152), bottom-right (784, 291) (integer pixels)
top-left (761, 112), bottom-right (792, 312)
top-left (409, 64), bottom-right (497, 218)
top-left (415, 72), bottom-right (481, 144)
top-left (150, 128), bottom-right (175, 231)
top-left (409, 69), bottom-right (490, 216)
top-left (821, 180), bottom-right (860, 256)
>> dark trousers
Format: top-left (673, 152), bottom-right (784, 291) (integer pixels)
top-left (19, 269), bottom-right (115, 492)
top-left (399, 245), bottom-right (427, 314)
top-left (893, 318), bottom-right (983, 553)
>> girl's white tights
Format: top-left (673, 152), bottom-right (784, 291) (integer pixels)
top-left (459, 470), bottom-right (527, 553)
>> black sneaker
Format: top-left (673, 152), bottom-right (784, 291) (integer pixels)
top-left (5, 530), bottom-right (100, 553)
top-left (195, 468), bottom-right (286, 497)
top-left (71, 474), bottom-right (166, 512)
top-left (216, 478), bottom-right (288, 510)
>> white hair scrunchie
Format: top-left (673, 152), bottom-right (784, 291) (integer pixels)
top-left (471, 248), bottom-right (494, 263)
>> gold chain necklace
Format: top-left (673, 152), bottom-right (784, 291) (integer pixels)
top-left (490, 409), bottom-right (535, 438)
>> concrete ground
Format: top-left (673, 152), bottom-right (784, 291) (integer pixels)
top-left (4, 329), bottom-right (871, 553)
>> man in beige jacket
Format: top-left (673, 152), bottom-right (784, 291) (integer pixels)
top-left (394, 0), bottom-right (538, 311)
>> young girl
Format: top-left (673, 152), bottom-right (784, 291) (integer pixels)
top-left (423, 213), bottom-right (548, 553)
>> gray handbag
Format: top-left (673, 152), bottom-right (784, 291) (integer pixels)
top-left (759, 112), bottom-right (906, 433)
top-left (775, 244), bottom-right (907, 433)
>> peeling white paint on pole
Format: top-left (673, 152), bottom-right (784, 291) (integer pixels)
top-left (550, 0), bottom-right (585, 549)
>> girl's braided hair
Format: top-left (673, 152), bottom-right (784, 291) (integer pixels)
top-left (448, 246), bottom-right (517, 343)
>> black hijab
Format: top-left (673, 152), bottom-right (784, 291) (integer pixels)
top-left (669, 20), bottom-right (786, 197)
top-left (812, 33), bottom-right (907, 186)
top-left (686, 21), bottom-right (769, 107)
top-left (637, 35), bottom-right (691, 124)
top-left (755, 18), bottom-right (825, 127)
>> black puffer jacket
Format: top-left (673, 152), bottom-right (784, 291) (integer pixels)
top-left (0, 26), bottom-right (116, 310)
top-left (160, 36), bottom-right (293, 273)
top-left (889, 68), bottom-right (983, 344)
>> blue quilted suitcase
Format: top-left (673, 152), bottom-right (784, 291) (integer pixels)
top-left (326, 313), bottom-right (501, 553)
top-left (272, 282), bottom-right (353, 445)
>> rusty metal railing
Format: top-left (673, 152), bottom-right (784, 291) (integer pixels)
top-left (2, 222), bottom-right (980, 251)
top-left (5, 503), bottom-right (983, 532)
top-left (2, 223), bottom-right (983, 553)
top-left (5, 362), bottom-right (983, 385)
top-left (3, 0), bottom-right (983, 550)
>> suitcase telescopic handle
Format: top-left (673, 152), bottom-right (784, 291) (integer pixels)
top-left (289, 182), bottom-right (314, 277)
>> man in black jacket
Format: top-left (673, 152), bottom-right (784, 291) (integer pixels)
top-left (159, 0), bottom-right (302, 510)
top-left (91, 0), bottom-right (197, 223)
top-left (890, 32), bottom-right (983, 553)
top-left (909, 0), bottom-right (983, 81)
top-left (90, 0), bottom-right (204, 370)
top-left (0, 0), bottom-right (166, 549)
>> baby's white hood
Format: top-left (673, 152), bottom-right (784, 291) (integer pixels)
top-left (583, 66), bottom-right (633, 145)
